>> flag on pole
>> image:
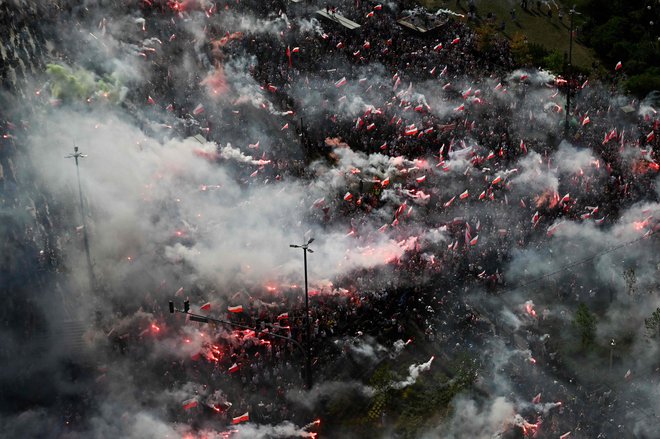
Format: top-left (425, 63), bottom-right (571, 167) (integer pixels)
top-left (615, 61), bottom-right (622, 71)
top-left (228, 363), bottom-right (239, 373)
top-left (228, 305), bottom-right (243, 313)
top-left (200, 302), bottom-right (211, 311)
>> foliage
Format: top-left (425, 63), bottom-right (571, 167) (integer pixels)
top-left (570, 0), bottom-right (660, 97)
top-left (46, 64), bottom-right (126, 103)
top-left (510, 33), bottom-right (531, 66)
top-left (573, 302), bottom-right (597, 348)
top-left (475, 23), bottom-right (497, 53)
top-left (625, 68), bottom-right (660, 99)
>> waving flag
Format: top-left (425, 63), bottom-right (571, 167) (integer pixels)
top-left (232, 412), bottom-right (249, 424)
top-left (182, 398), bottom-right (198, 410)
top-left (335, 77), bottom-right (347, 88)
top-left (228, 305), bottom-right (243, 313)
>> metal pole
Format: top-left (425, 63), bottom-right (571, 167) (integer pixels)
top-left (564, 8), bottom-right (574, 137)
top-left (68, 146), bottom-right (95, 287)
top-left (303, 247), bottom-right (312, 390)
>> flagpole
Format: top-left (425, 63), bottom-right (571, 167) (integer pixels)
top-left (564, 5), bottom-right (580, 138)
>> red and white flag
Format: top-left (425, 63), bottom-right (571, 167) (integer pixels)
top-left (193, 104), bottom-right (204, 115)
top-left (615, 61), bottom-right (622, 71)
top-left (532, 393), bottom-right (541, 404)
top-left (433, 42), bottom-right (443, 51)
top-left (231, 412), bottom-right (249, 424)
top-left (228, 305), bottom-right (243, 313)
top-left (344, 192), bottom-right (353, 202)
top-left (335, 77), bottom-right (347, 88)
top-left (560, 432), bottom-right (571, 439)
top-left (182, 398), bottom-right (198, 410)
top-left (200, 302), bottom-right (211, 311)
top-left (451, 37), bottom-right (460, 45)
top-left (459, 190), bottom-right (469, 199)
top-left (228, 363), bottom-right (240, 373)
top-left (470, 235), bottom-right (479, 246)
top-left (277, 312), bottom-right (288, 320)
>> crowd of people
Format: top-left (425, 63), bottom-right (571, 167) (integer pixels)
top-left (1, 0), bottom-right (658, 437)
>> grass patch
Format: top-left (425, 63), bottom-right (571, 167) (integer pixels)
top-left (417, 0), bottom-right (597, 70)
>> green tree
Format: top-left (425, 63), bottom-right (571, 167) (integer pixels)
top-left (573, 302), bottom-right (597, 348)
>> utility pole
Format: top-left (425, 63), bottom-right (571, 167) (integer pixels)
top-left (564, 5), bottom-right (580, 138)
top-left (66, 145), bottom-right (95, 288)
top-left (290, 238), bottom-right (314, 390)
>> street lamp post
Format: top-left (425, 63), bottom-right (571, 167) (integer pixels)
top-left (609, 338), bottom-right (616, 371)
top-left (290, 238), bottom-right (314, 390)
top-left (564, 5), bottom-right (581, 138)
top-left (66, 145), bottom-right (95, 287)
